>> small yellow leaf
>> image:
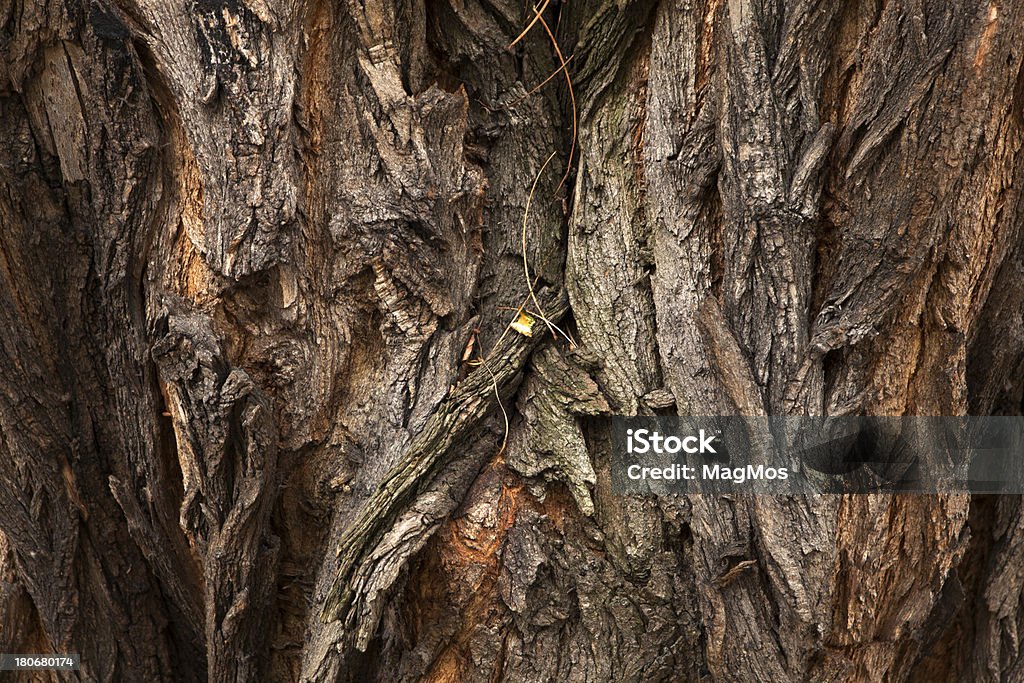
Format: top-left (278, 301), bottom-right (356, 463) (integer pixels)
top-left (511, 311), bottom-right (535, 337)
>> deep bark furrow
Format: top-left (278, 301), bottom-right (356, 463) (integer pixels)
top-left (1, 0), bottom-right (1023, 681)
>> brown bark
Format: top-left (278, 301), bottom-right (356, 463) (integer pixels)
top-left (0, 0), bottom-right (1023, 681)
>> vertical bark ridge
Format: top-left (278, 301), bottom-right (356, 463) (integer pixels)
top-left (1, 0), bottom-right (1023, 680)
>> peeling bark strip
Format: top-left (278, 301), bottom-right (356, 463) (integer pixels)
top-left (315, 294), bottom-right (567, 659)
top-left (1, 0), bottom-right (1024, 680)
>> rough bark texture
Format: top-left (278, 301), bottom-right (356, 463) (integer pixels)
top-left (1, 0), bottom-right (1023, 681)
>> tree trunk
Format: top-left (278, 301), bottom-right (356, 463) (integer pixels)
top-left (1, 0), bottom-right (1023, 680)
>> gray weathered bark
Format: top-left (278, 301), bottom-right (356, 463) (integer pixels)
top-left (1, 0), bottom-right (1023, 681)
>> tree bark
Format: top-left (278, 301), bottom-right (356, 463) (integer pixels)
top-left (1, 0), bottom-right (1023, 681)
